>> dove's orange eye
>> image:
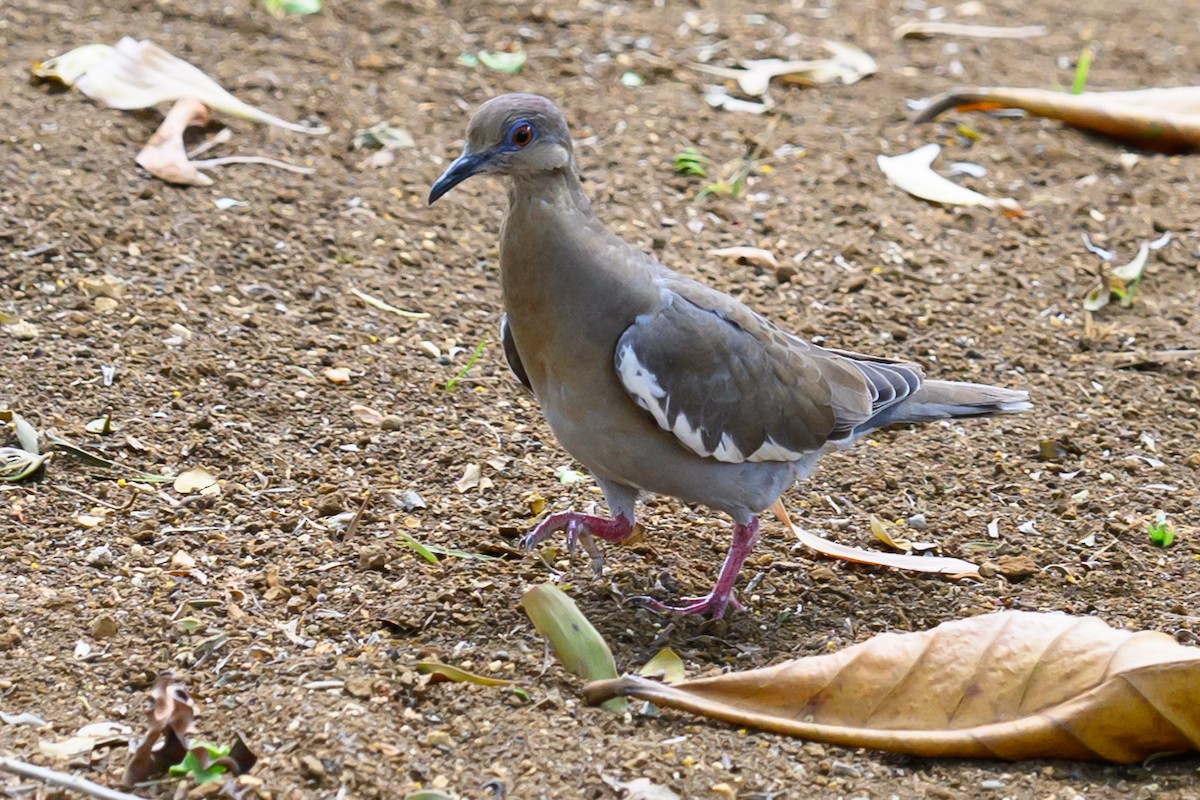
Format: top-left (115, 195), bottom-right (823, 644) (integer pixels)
top-left (508, 121), bottom-right (535, 148)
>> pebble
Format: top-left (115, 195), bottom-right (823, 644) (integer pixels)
top-left (90, 614), bottom-right (119, 639)
top-left (995, 555), bottom-right (1039, 582)
top-left (980, 779), bottom-right (1006, 790)
top-left (343, 676), bottom-right (373, 699)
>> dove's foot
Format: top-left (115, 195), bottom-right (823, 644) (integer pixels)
top-left (521, 511), bottom-right (634, 576)
top-left (630, 517), bottom-right (760, 619)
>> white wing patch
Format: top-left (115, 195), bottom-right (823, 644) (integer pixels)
top-left (619, 342), bottom-right (805, 464)
top-left (616, 342), bottom-right (670, 429)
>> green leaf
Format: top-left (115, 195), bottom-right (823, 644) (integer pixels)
top-left (263, 0), bottom-right (321, 16)
top-left (521, 584), bottom-right (625, 712)
top-left (477, 50), bottom-right (526, 74)
top-left (168, 743), bottom-right (231, 784)
top-left (1148, 511), bottom-right (1175, 548)
top-left (45, 432), bottom-right (174, 482)
top-left (398, 531), bottom-right (439, 565)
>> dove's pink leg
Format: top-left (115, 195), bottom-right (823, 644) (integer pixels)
top-left (633, 517), bottom-right (760, 619)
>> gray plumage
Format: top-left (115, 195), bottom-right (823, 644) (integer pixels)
top-left (430, 93), bottom-right (1030, 617)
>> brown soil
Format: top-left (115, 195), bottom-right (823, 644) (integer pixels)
top-left (3, 0), bottom-right (1200, 798)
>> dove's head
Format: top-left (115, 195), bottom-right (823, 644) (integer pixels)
top-left (428, 93), bottom-right (575, 204)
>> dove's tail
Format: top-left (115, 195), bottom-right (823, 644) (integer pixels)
top-left (876, 380), bottom-right (1031, 427)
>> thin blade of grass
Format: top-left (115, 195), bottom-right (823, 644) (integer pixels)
top-left (397, 531), bottom-right (440, 565)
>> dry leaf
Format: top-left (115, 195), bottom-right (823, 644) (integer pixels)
top-left (136, 98), bottom-right (213, 186)
top-left (123, 674), bottom-right (194, 786)
top-left (637, 648), bottom-right (686, 685)
top-left (417, 660), bottom-right (516, 687)
top-left (44, 37), bottom-right (327, 134)
top-left (772, 500), bottom-right (980, 577)
top-left (710, 246), bottom-right (778, 269)
top-left (1082, 233), bottom-right (1171, 312)
top-left (894, 22), bottom-right (1048, 40)
top-left (603, 776), bottom-right (681, 800)
top-left (454, 463), bottom-right (482, 492)
top-left (584, 611), bottom-right (1200, 763)
top-left (692, 41), bottom-right (876, 97)
top-left (877, 144), bottom-right (1018, 213)
top-left (915, 85), bottom-right (1200, 153)
top-left (173, 466), bottom-right (218, 495)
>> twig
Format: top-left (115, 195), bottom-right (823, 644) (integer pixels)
top-left (0, 756), bottom-right (149, 800)
top-left (192, 156), bottom-right (315, 175)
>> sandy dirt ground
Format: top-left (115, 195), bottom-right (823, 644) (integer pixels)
top-left (2, 0), bottom-right (1199, 797)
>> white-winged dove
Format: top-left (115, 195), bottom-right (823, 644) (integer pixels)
top-left (430, 94), bottom-right (1030, 618)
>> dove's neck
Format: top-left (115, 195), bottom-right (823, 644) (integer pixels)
top-left (498, 167), bottom-right (660, 389)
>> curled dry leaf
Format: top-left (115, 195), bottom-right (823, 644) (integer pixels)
top-left (173, 466), bottom-right (218, 495)
top-left (710, 246), bottom-right (778, 269)
top-left (877, 144), bottom-right (1019, 214)
top-left (893, 22), bottom-right (1048, 40)
top-left (417, 660), bottom-right (516, 687)
top-left (123, 674), bottom-right (195, 786)
top-left (773, 500), bottom-right (980, 577)
top-left (915, 85), bottom-right (1200, 153)
top-left (40, 37), bottom-right (328, 134)
top-left (136, 98), bottom-right (213, 187)
top-left (584, 611), bottom-right (1200, 763)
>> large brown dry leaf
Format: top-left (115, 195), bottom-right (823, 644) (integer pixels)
top-left (583, 611), bottom-right (1200, 763)
top-left (122, 674), bottom-right (195, 786)
top-left (916, 86), bottom-right (1200, 153)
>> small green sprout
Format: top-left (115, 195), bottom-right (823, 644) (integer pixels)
top-left (169, 743), bottom-right (232, 785)
top-left (444, 339), bottom-right (488, 392)
top-left (673, 147), bottom-right (709, 177)
top-left (1071, 44), bottom-right (1094, 95)
top-left (1148, 511), bottom-right (1174, 548)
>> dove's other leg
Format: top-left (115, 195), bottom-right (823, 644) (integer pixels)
top-left (520, 478), bottom-right (639, 574)
top-left (634, 516), bottom-right (760, 619)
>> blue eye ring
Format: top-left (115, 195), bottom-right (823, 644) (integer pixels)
top-left (506, 120), bottom-right (537, 149)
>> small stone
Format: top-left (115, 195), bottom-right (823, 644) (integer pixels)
top-left (90, 614), bottom-right (119, 639)
top-left (1185, 453), bottom-right (1200, 468)
top-left (905, 513), bottom-right (927, 531)
top-left (995, 555), bottom-right (1038, 582)
top-left (299, 754), bottom-right (326, 780)
top-left (380, 415), bottom-right (405, 431)
top-left (425, 730), bottom-right (453, 748)
top-left (316, 494), bottom-right (345, 517)
top-left (357, 546), bottom-right (388, 571)
top-left (343, 676), bottom-right (373, 699)
top-left (85, 545), bottom-right (113, 566)
top-left (170, 550), bottom-right (196, 570)
top-left (978, 561), bottom-right (997, 578)
top-left (981, 779), bottom-right (1006, 790)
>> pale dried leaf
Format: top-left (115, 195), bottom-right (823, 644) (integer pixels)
top-left (173, 466), bottom-right (217, 495)
top-left (31, 43), bottom-right (116, 86)
top-left (135, 98), bottom-right (213, 186)
top-left (65, 37), bottom-right (328, 134)
top-left (894, 22), bottom-right (1048, 40)
top-left (877, 144), bottom-right (1003, 209)
top-left (638, 648), bottom-right (686, 685)
top-left (606, 777), bottom-right (681, 800)
top-left (584, 611), bottom-right (1200, 763)
top-left (710, 246), bottom-right (778, 269)
top-left (455, 463), bottom-right (482, 493)
top-left (773, 501), bottom-right (979, 577)
top-left (916, 85), bottom-right (1200, 153)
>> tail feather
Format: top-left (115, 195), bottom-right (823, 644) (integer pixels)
top-left (863, 379), bottom-right (1031, 430)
